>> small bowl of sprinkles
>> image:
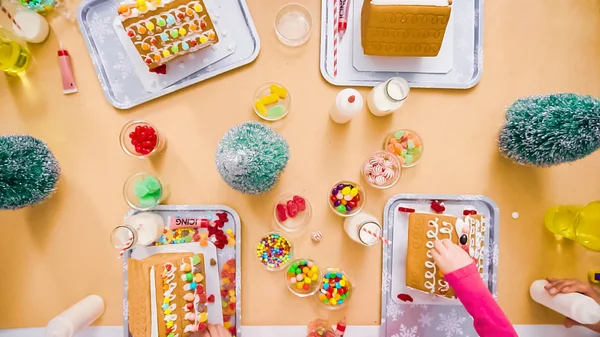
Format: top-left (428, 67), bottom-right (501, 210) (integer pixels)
top-left (285, 258), bottom-right (322, 297)
top-left (361, 150), bottom-right (401, 189)
top-left (316, 268), bottom-right (353, 310)
top-left (253, 82), bottom-right (291, 121)
top-left (328, 180), bottom-right (365, 217)
top-left (256, 232), bottom-right (294, 271)
top-left (383, 129), bottom-right (424, 167)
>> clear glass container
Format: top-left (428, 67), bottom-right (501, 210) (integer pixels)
top-left (315, 268), bottom-right (353, 310)
top-left (274, 3), bottom-right (313, 47)
top-left (253, 82), bottom-right (291, 121)
top-left (361, 150), bottom-right (401, 189)
top-left (367, 77), bottom-right (410, 116)
top-left (328, 180), bottom-right (365, 217)
top-left (274, 194), bottom-right (312, 232)
top-left (123, 172), bottom-right (168, 210)
top-left (284, 258), bottom-right (322, 297)
top-left (119, 120), bottom-right (166, 158)
top-left (110, 212), bottom-right (165, 249)
top-left (383, 129), bottom-right (424, 168)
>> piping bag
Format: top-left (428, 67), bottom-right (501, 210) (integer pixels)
top-left (58, 43), bottom-right (78, 94)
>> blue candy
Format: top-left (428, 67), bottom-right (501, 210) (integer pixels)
top-left (166, 14), bottom-right (175, 25)
top-left (160, 33), bottom-right (169, 41)
top-left (190, 282), bottom-right (197, 290)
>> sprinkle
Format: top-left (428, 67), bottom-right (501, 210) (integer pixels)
top-left (256, 233), bottom-right (292, 270)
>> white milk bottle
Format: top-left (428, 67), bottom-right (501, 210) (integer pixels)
top-left (343, 212), bottom-right (381, 246)
top-left (45, 295), bottom-right (105, 337)
top-left (367, 77), bottom-right (410, 116)
top-left (110, 211), bottom-right (165, 250)
top-left (329, 89), bottom-right (364, 124)
top-left (530, 280), bottom-right (600, 325)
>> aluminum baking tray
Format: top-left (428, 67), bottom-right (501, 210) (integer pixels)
top-left (320, 0), bottom-right (484, 88)
top-left (77, 0), bottom-right (260, 109)
top-left (381, 194), bottom-right (499, 337)
top-left (122, 205), bottom-right (241, 337)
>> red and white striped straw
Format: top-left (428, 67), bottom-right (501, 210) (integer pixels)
top-left (362, 227), bottom-right (392, 245)
top-left (116, 225), bottom-right (139, 259)
top-left (332, 0), bottom-right (339, 77)
top-left (1, 5), bottom-right (21, 31)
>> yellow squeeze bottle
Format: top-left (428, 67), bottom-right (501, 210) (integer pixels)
top-left (0, 28), bottom-right (31, 76)
top-left (545, 201), bottom-right (600, 251)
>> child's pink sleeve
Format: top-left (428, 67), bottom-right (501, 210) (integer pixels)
top-left (445, 263), bottom-right (518, 337)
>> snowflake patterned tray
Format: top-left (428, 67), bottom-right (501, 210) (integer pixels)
top-left (77, 0), bottom-right (259, 109)
top-left (122, 205), bottom-right (241, 337)
top-left (381, 194), bottom-right (499, 337)
top-left (319, 0), bottom-right (483, 88)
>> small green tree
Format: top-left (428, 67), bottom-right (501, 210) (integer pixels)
top-left (216, 122), bottom-right (289, 194)
top-left (0, 135), bottom-right (60, 209)
top-left (498, 93), bottom-right (600, 166)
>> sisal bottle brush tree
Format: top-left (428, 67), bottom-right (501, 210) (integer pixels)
top-left (216, 121), bottom-right (290, 195)
top-left (0, 135), bottom-right (61, 209)
top-left (498, 93), bottom-right (600, 166)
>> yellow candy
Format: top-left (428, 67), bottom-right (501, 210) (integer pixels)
top-left (162, 50), bottom-right (170, 57)
top-left (341, 187), bottom-right (351, 195)
top-left (153, 0), bottom-right (161, 4)
top-left (329, 298), bottom-right (337, 305)
top-left (230, 295), bottom-right (236, 303)
top-left (224, 322), bottom-right (232, 329)
top-left (311, 274), bottom-right (318, 281)
top-left (166, 321), bottom-right (174, 328)
top-left (179, 28), bottom-right (187, 36)
top-left (229, 289), bottom-right (235, 297)
top-left (199, 312), bottom-right (208, 322)
top-left (307, 270), bottom-right (313, 277)
top-left (296, 282), bottom-right (303, 289)
top-left (350, 187), bottom-right (359, 196)
top-left (165, 309), bottom-right (172, 315)
top-left (259, 93), bottom-right (279, 105)
top-left (255, 100), bottom-right (267, 115)
top-left (269, 84), bottom-right (287, 98)
top-left (146, 22), bottom-right (155, 30)
top-left (340, 280), bottom-right (346, 287)
top-left (302, 267), bottom-right (310, 274)
top-left (194, 273), bottom-right (204, 283)
top-left (199, 35), bottom-right (208, 43)
top-left (333, 288), bottom-right (338, 294)
top-left (305, 277), bottom-right (312, 284)
top-left (194, 3), bottom-right (203, 12)
top-left (138, 3), bottom-right (147, 11)
top-left (163, 298), bottom-right (169, 304)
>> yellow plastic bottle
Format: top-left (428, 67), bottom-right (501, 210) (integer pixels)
top-left (0, 28), bottom-right (31, 76)
top-left (545, 201), bottom-right (600, 251)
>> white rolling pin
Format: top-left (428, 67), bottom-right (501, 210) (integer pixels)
top-left (530, 280), bottom-right (600, 325)
top-left (12, 9), bottom-right (49, 43)
top-left (45, 295), bottom-right (105, 337)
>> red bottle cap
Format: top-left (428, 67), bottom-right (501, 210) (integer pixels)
top-left (347, 95), bottom-right (355, 103)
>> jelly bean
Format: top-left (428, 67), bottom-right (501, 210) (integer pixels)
top-left (387, 144), bottom-right (395, 153)
top-left (405, 154), bottom-right (413, 164)
top-left (336, 205), bottom-right (346, 213)
top-left (394, 130), bottom-right (404, 139)
top-left (350, 187), bottom-right (358, 196)
top-left (259, 93), bottom-right (279, 105)
top-left (341, 186), bottom-right (351, 195)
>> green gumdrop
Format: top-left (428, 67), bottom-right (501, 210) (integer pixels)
top-left (145, 176), bottom-right (161, 193)
top-left (394, 131), bottom-right (404, 139)
top-left (192, 255), bottom-right (201, 265)
top-left (407, 149), bottom-right (414, 155)
top-left (139, 195), bottom-right (158, 207)
top-left (267, 105), bottom-right (285, 119)
top-left (415, 146), bottom-right (422, 153)
top-left (407, 139), bottom-right (415, 149)
top-left (135, 182), bottom-right (149, 198)
top-left (405, 154), bottom-right (414, 164)
top-left (401, 149), bottom-right (408, 156)
top-left (336, 205), bottom-right (347, 213)
top-left (148, 189), bottom-right (162, 200)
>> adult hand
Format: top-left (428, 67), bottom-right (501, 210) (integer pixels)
top-left (545, 278), bottom-right (600, 333)
top-left (431, 239), bottom-right (473, 275)
top-left (190, 324), bottom-right (232, 337)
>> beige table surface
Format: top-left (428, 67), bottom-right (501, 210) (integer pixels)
top-left (1, 0), bottom-right (600, 330)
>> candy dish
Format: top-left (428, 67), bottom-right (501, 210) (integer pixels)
top-left (315, 268), bottom-right (353, 310)
top-left (119, 120), bottom-right (166, 158)
top-left (285, 258), bottom-right (322, 297)
top-left (274, 3), bottom-right (313, 47)
top-left (123, 172), bottom-right (168, 210)
top-left (383, 129), bottom-right (424, 167)
top-left (256, 232), bottom-right (294, 271)
top-left (253, 82), bottom-right (291, 121)
top-left (274, 194), bottom-right (312, 232)
top-left (361, 150), bottom-right (401, 189)
top-left (328, 180), bottom-right (365, 217)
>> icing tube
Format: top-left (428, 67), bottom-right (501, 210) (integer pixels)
top-left (58, 49), bottom-right (78, 94)
top-left (168, 217), bottom-right (210, 230)
top-left (338, 0), bottom-right (351, 39)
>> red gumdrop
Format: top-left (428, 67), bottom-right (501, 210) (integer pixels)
top-left (276, 204), bottom-right (288, 222)
top-left (197, 323), bottom-right (207, 332)
top-left (207, 294), bottom-right (215, 303)
top-left (229, 326), bottom-right (236, 335)
top-left (227, 259), bottom-right (235, 266)
top-left (221, 290), bottom-right (228, 297)
top-left (199, 293), bottom-right (207, 302)
top-left (397, 293), bottom-right (414, 302)
top-left (228, 302), bottom-right (236, 310)
top-left (293, 195), bottom-right (306, 211)
top-left (286, 200), bottom-right (298, 218)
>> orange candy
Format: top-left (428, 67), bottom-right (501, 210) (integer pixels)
top-left (189, 24), bottom-right (198, 31)
top-left (138, 26), bottom-right (147, 34)
top-left (208, 31), bottom-right (215, 39)
top-left (153, 54), bottom-right (161, 61)
top-left (389, 137), bottom-right (399, 145)
top-left (141, 43), bottom-right (150, 51)
top-left (387, 144), bottom-right (395, 153)
top-left (394, 143), bottom-right (403, 153)
top-left (186, 8), bottom-right (193, 16)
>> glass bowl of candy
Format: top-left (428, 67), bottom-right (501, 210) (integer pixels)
top-left (119, 120), bottom-right (166, 158)
top-left (123, 172), bottom-right (168, 210)
top-left (361, 150), bottom-right (401, 189)
top-left (315, 268), bottom-right (353, 310)
top-left (328, 181), bottom-right (365, 217)
top-left (284, 258), bottom-right (322, 297)
top-left (19, 0), bottom-right (56, 14)
top-left (383, 129), bottom-right (424, 168)
top-left (256, 232), bottom-right (294, 271)
top-left (274, 194), bottom-right (312, 232)
top-left (253, 82), bottom-right (291, 121)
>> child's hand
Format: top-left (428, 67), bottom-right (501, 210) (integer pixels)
top-left (431, 239), bottom-right (474, 275)
top-left (190, 324), bottom-right (232, 337)
top-left (544, 278), bottom-right (600, 304)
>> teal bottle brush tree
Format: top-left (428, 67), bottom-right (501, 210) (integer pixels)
top-left (498, 93), bottom-right (600, 166)
top-left (216, 121), bottom-right (290, 195)
top-left (0, 135), bottom-right (60, 209)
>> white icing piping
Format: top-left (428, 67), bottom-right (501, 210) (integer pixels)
top-left (424, 218), bottom-right (454, 295)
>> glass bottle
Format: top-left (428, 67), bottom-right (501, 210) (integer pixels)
top-left (544, 201), bottom-right (600, 251)
top-left (0, 27), bottom-right (31, 75)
